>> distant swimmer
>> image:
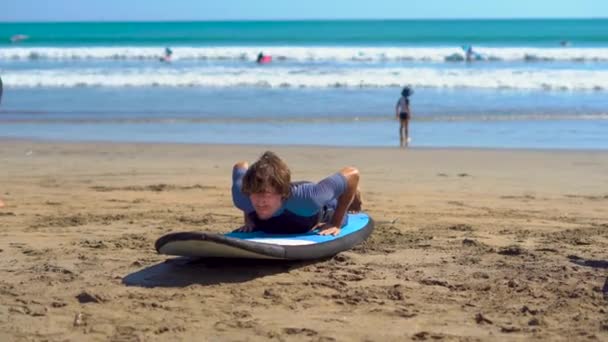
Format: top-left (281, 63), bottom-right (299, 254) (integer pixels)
top-left (256, 52), bottom-right (272, 64)
top-left (560, 40), bottom-right (571, 47)
top-left (10, 34), bottom-right (29, 43)
top-left (461, 45), bottom-right (484, 62)
top-left (463, 45), bottom-right (475, 62)
top-left (465, 46), bottom-right (474, 62)
top-left (160, 47), bottom-right (173, 63)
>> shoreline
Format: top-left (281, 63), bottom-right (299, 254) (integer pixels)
top-left (3, 137), bottom-right (608, 153)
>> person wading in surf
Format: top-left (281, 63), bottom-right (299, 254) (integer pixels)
top-left (395, 86), bottom-right (413, 147)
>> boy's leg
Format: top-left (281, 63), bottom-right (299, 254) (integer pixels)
top-left (405, 120), bottom-right (410, 146)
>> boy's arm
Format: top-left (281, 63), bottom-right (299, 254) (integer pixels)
top-left (232, 162), bottom-right (257, 232)
top-left (232, 162), bottom-right (253, 212)
top-left (318, 167), bottom-right (360, 236)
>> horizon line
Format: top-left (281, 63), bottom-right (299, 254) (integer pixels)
top-left (0, 17), bottom-right (607, 24)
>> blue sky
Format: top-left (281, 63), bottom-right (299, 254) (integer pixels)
top-left (2, 0), bottom-right (606, 22)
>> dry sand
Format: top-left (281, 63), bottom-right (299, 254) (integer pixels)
top-left (0, 140), bottom-right (607, 341)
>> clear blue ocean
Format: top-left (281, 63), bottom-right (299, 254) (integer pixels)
top-left (0, 19), bottom-right (607, 149)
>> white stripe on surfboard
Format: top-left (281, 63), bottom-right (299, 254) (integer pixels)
top-left (247, 238), bottom-right (316, 246)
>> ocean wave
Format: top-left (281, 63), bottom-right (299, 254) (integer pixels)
top-left (2, 46), bottom-right (608, 62)
top-left (2, 67), bottom-right (607, 91)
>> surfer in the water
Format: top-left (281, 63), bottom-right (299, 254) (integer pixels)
top-left (232, 151), bottom-right (362, 236)
top-left (256, 52), bottom-right (272, 64)
top-left (256, 52), bottom-right (265, 63)
top-left (161, 47), bottom-right (173, 62)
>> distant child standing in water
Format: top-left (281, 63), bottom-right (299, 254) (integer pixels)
top-left (395, 86), bottom-right (413, 147)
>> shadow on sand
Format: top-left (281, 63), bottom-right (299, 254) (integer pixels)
top-left (567, 255), bottom-right (608, 269)
top-left (567, 255), bottom-right (608, 299)
top-left (122, 257), bottom-right (318, 288)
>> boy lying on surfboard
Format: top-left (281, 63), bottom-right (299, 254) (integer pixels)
top-left (232, 151), bottom-right (362, 236)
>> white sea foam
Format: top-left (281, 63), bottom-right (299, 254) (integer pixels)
top-left (3, 66), bottom-right (607, 91)
top-left (2, 46), bottom-right (608, 62)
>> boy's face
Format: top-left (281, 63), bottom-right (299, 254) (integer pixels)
top-left (250, 186), bottom-right (283, 220)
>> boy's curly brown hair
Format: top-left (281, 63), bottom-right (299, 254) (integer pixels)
top-left (242, 151), bottom-right (291, 199)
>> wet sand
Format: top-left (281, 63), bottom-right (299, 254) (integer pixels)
top-left (0, 140), bottom-right (607, 341)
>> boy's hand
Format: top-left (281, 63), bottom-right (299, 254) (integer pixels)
top-left (234, 223), bottom-right (255, 233)
top-left (314, 223), bottom-right (341, 236)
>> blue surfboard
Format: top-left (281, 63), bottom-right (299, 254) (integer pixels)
top-left (155, 213), bottom-right (374, 260)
